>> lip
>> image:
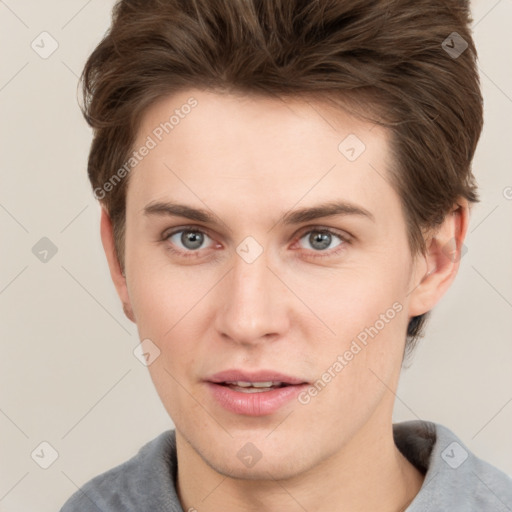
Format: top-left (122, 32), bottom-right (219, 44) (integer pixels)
top-left (205, 369), bottom-right (309, 416)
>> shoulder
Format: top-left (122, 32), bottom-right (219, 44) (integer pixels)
top-left (394, 420), bottom-right (512, 511)
top-left (59, 430), bottom-right (181, 512)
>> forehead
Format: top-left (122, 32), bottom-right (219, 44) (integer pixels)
top-left (127, 88), bottom-right (400, 227)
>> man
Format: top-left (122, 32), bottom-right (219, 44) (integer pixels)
top-left (61, 0), bottom-right (512, 510)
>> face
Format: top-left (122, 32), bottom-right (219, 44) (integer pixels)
top-left (118, 89), bottom-right (428, 479)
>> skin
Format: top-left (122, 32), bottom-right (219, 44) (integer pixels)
top-left (101, 89), bottom-right (469, 512)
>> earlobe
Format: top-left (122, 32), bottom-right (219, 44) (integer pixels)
top-left (99, 208), bottom-right (136, 323)
top-left (407, 200), bottom-right (469, 318)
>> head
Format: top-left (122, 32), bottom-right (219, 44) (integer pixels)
top-left (81, 0), bottom-right (482, 480)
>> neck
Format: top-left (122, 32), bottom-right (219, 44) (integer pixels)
top-left (175, 416), bottom-right (425, 512)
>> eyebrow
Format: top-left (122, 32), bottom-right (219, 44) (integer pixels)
top-left (143, 200), bottom-right (375, 228)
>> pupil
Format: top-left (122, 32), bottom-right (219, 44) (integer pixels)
top-left (310, 231), bottom-right (331, 250)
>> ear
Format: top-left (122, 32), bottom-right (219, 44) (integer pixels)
top-left (99, 207), bottom-right (136, 323)
top-left (408, 199), bottom-right (470, 318)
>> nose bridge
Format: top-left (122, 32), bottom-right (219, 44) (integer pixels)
top-left (215, 245), bottom-right (288, 344)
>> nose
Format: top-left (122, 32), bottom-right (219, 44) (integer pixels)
top-left (214, 247), bottom-right (290, 346)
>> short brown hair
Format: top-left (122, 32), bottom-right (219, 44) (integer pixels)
top-left (80, 0), bottom-right (483, 361)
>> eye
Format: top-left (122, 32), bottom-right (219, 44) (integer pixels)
top-left (165, 228), bottom-right (215, 253)
top-left (296, 228), bottom-right (348, 256)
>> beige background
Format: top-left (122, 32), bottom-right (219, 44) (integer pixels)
top-left (1, 1), bottom-right (511, 511)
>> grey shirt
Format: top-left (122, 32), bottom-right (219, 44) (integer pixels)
top-left (60, 420), bottom-right (512, 511)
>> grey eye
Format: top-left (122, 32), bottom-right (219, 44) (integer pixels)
top-left (169, 230), bottom-right (210, 251)
top-left (299, 230), bottom-right (343, 251)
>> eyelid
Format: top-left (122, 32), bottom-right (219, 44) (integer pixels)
top-left (162, 223), bottom-right (216, 238)
top-left (294, 225), bottom-right (352, 243)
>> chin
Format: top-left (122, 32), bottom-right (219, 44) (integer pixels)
top-left (194, 437), bottom-right (316, 482)
top-left (205, 455), bottom-right (309, 482)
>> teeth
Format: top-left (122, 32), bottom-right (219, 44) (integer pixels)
top-left (233, 381), bottom-right (253, 388)
top-left (234, 387), bottom-right (273, 393)
top-left (250, 381), bottom-right (278, 388)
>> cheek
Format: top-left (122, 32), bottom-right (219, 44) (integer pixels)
top-left (318, 289), bottom-right (407, 383)
top-left (298, 255), bottom-right (409, 337)
top-left (126, 255), bottom-right (221, 398)
top-left (125, 242), bottom-right (212, 337)
top-left (292, 253), bottom-right (411, 397)
top-left (299, 280), bottom-right (408, 428)
top-left (126, 260), bottom-right (208, 419)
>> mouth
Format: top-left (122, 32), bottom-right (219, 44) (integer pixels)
top-left (219, 381), bottom-right (292, 393)
top-left (205, 370), bottom-right (310, 416)
top-left (207, 369), bottom-right (307, 386)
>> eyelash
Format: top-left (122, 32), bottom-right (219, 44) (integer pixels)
top-left (161, 225), bottom-right (351, 260)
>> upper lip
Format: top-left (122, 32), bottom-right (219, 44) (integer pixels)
top-left (206, 369), bottom-right (308, 385)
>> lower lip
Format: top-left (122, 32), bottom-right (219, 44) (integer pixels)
top-left (206, 382), bottom-right (308, 416)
